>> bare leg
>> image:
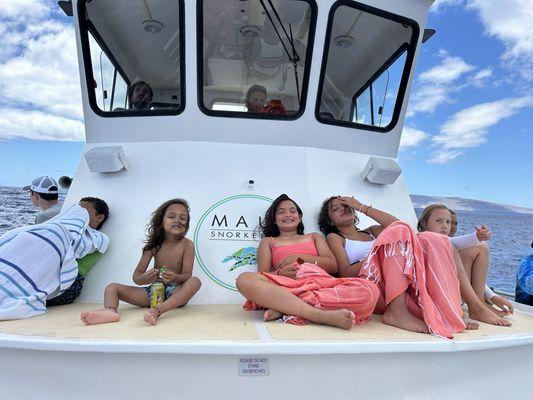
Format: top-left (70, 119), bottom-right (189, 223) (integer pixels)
top-left (382, 293), bottom-right (429, 334)
top-left (460, 245), bottom-right (489, 302)
top-left (81, 284), bottom-right (149, 325)
top-left (236, 272), bottom-right (355, 330)
top-left (452, 249), bottom-right (511, 327)
top-left (144, 277), bottom-right (202, 325)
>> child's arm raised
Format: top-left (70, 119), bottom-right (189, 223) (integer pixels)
top-left (132, 250), bottom-right (159, 285)
top-left (161, 241), bottom-right (195, 284)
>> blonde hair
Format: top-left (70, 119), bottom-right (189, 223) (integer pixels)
top-left (417, 204), bottom-right (450, 232)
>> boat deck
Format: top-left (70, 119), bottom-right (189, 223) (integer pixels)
top-left (2, 303), bottom-right (533, 353)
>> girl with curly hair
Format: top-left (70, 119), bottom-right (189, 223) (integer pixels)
top-left (81, 199), bottom-right (201, 326)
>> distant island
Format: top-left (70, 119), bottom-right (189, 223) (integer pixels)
top-left (410, 195), bottom-right (533, 215)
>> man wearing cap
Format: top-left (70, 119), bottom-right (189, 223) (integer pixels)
top-left (24, 176), bottom-right (63, 224)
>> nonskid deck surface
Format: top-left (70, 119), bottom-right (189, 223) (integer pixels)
top-left (1, 303), bottom-right (533, 345)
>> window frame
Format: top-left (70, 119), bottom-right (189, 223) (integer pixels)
top-left (315, 0), bottom-right (420, 132)
top-left (196, 0), bottom-right (318, 121)
top-left (78, 0), bottom-right (186, 118)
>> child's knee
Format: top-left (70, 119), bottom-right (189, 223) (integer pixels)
top-left (236, 272), bottom-right (254, 292)
top-left (189, 276), bottom-right (202, 292)
top-left (105, 283), bottom-right (120, 293)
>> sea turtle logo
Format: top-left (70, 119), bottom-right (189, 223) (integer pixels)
top-left (223, 247), bottom-right (257, 271)
top-left (193, 194), bottom-right (272, 291)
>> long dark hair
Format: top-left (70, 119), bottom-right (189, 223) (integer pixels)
top-left (261, 194), bottom-right (304, 237)
top-left (318, 196), bottom-right (359, 236)
top-left (143, 198), bottom-right (190, 252)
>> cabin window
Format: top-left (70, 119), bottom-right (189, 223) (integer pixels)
top-left (198, 0), bottom-right (317, 120)
top-left (316, 2), bottom-right (419, 131)
top-left (79, 0), bottom-right (185, 117)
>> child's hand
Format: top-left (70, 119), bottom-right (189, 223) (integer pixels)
top-left (490, 295), bottom-right (514, 315)
top-left (475, 225), bottom-right (491, 241)
top-left (337, 196), bottom-right (362, 211)
top-left (276, 263), bottom-right (298, 279)
top-left (142, 268), bottom-right (159, 284)
top-left (161, 270), bottom-right (179, 284)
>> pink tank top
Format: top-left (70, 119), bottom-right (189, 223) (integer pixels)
top-left (270, 236), bottom-right (318, 267)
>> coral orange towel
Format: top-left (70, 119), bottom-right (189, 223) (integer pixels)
top-left (244, 262), bottom-right (379, 326)
top-left (359, 221), bottom-right (465, 338)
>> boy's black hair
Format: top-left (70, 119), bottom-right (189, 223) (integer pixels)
top-left (80, 196), bottom-right (109, 230)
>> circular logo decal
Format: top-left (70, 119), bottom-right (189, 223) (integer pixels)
top-left (193, 195), bottom-right (272, 291)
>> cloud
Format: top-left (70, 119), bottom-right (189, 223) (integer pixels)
top-left (0, 0), bottom-right (48, 21)
top-left (0, 0), bottom-right (84, 142)
top-left (407, 51), bottom-right (478, 116)
top-left (400, 126), bottom-right (430, 150)
top-left (467, 0), bottom-right (533, 80)
top-left (431, 0), bottom-right (465, 12)
top-left (428, 96), bottom-right (533, 162)
top-left (0, 108), bottom-right (84, 141)
top-left (428, 150), bottom-right (462, 164)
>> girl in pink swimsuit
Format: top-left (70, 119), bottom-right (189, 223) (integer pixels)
top-left (236, 194), bottom-right (379, 330)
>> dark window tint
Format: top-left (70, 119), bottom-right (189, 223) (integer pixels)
top-left (79, 0), bottom-right (184, 116)
top-left (316, 2), bottom-right (418, 131)
top-left (199, 0), bottom-right (317, 119)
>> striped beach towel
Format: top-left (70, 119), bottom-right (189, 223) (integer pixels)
top-left (359, 221), bottom-right (465, 338)
top-left (0, 204), bottom-right (109, 320)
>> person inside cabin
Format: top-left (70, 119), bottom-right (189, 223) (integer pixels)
top-left (129, 80), bottom-right (153, 111)
top-left (417, 204), bottom-right (511, 327)
top-left (448, 209), bottom-right (514, 315)
top-left (47, 197), bottom-right (110, 306)
top-left (24, 176), bottom-right (62, 224)
top-left (319, 196), bottom-right (467, 337)
top-left (80, 198), bottom-right (201, 326)
top-left (0, 199), bottom-right (109, 320)
top-left (515, 241), bottom-right (533, 306)
top-left (236, 194), bottom-right (379, 330)
top-left (245, 84), bottom-right (267, 113)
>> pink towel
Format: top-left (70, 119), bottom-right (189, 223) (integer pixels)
top-left (244, 262), bottom-right (379, 326)
top-left (359, 221), bottom-right (465, 338)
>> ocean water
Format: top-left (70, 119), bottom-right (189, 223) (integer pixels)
top-left (1, 186), bottom-right (531, 293)
top-left (414, 209), bottom-right (533, 294)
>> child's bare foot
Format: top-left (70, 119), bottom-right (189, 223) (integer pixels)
top-left (316, 309), bottom-right (355, 330)
top-left (383, 306), bottom-right (429, 334)
top-left (80, 308), bottom-right (120, 325)
top-left (462, 314), bottom-right (479, 330)
top-left (469, 305), bottom-right (512, 326)
top-left (143, 308), bottom-right (160, 325)
top-left (263, 309), bottom-right (283, 321)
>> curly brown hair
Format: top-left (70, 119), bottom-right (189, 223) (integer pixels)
top-left (143, 198), bottom-right (190, 253)
top-left (260, 194), bottom-right (304, 237)
top-left (318, 196), bottom-right (359, 236)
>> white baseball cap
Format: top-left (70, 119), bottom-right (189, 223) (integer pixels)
top-left (23, 176), bottom-right (59, 194)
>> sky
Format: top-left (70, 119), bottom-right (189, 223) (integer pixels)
top-left (0, 0), bottom-right (531, 208)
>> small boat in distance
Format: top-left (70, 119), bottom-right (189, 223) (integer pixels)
top-left (1, 1), bottom-right (533, 399)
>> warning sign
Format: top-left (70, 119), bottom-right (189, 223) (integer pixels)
top-left (238, 356), bottom-right (270, 377)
